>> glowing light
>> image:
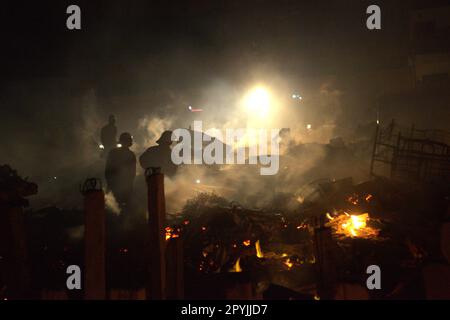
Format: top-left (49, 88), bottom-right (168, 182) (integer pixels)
top-left (195, 179), bottom-right (201, 184)
top-left (117, 143), bottom-right (122, 148)
top-left (231, 257), bottom-right (242, 272)
top-left (245, 87), bottom-right (270, 118)
top-left (326, 212), bottom-right (380, 239)
top-left (188, 105), bottom-right (203, 112)
top-left (306, 124), bottom-right (312, 130)
top-left (255, 240), bottom-right (264, 258)
top-left (99, 144), bottom-right (105, 149)
top-left (284, 258), bottom-right (293, 269)
top-left (165, 227), bottom-right (173, 241)
top-left (242, 239), bottom-right (251, 247)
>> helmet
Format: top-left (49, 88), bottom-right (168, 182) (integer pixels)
top-left (119, 132), bottom-right (133, 147)
top-left (156, 130), bottom-right (173, 145)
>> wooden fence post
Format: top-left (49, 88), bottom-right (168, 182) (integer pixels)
top-left (313, 225), bottom-right (337, 300)
top-left (81, 178), bottom-right (106, 300)
top-left (145, 167), bottom-right (166, 300)
top-left (166, 237), bottom-right (184, 299)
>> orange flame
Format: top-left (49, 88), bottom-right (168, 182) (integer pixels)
top-left (284, 258), bottom-right (293, 269)
top-left (230, 257), bottom-right (242, 272)
top-left (326, 212), bottom-right (379, 239)
top-left (255, 240), bottom-right (264, 258)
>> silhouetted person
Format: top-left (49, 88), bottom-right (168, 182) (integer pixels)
top-left (105, 132), bottom-right (136, 208)
top-left (139, 130), bottom-right (177, 177)
top-left (101, 115), bottom-right (117, 153)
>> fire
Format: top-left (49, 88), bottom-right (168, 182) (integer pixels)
top-left (326, 212), bottom-right (380, 239)
top-left (242, 239), bottom-right (251, 247)
top-left (284, 258), bottom-right (293, 269)
top-left (255, 240), bottom-right (264, 258)
top-left (231, 257), bottom-right (242, 272)
top-left (165, 227), bottom-right (173, 241)
top-left (347, 195), bottom-right (359, 205)
top-left (165, 226), bottom-right (180, 241)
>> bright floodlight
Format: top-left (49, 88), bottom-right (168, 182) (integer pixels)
top-left (245, 87), bottom-right (270, 118)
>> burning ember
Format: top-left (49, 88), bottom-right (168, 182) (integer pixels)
top-left (255, 240), bottom-right (264, 258)
top-left (165, 226), bottom-right (180, 241)
top-left (284, 258), bottom-right (293, 269)
top-left (230, 257), bottom-right (242, 272)
top-left (326, 212), bottom-right (380, 239)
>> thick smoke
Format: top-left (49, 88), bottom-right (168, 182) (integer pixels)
top-left (1, 65), bottom-right (372, 214)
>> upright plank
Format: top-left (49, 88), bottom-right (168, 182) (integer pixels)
top-left (83, 179), bottom-right (106, 300)
top-left (146, 168), bottom-right (166, 300)
top-left (0, 205), bottom-right (30, 299)
top-left (313, 226), bottom-right (337, 300)
top-left (166, 237), bottom-right (184, 299)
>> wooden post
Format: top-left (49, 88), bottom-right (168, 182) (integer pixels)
top-left (166, 237), bottom-right (184, 299)
top-left (0, 204), bottom-right (31, 299)
top-left (146, 167), bottom-right (166, 300)
top-left (82, 178), bottom-right (106, 300)
top-left (313, 226), bottom-right (336, 300)
top-left (370, 120), bottom-right (380, 177)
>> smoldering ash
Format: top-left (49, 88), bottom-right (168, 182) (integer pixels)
top-left (171, 121), bottom-right (280, 175)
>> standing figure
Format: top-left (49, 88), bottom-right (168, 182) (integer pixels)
top-left (105, 132), bottom-right (136, 209)
top-left (139, 131), bottom-right (177, 177)
top-left (100, 115), bottom-right (117, 154)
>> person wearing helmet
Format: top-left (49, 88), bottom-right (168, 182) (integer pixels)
top-left (100, 115), bottom-right (117, 154)
top-left (105, 132), bottom-right (136, 209)
top-left (139, 130), bottom-right (177, 177)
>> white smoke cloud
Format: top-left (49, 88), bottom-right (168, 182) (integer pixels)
top-left (105, 191), bottom-right (121, 215)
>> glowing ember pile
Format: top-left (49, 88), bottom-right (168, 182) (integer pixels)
top-left (326, 212), bottom-right (380, 240)
top-left (165, 226), bottom-right (180, 241)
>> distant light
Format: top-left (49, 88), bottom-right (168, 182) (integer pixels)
top-left (188, 105), bottom-right (203, 112)
top-left (292, 94), bottom-right (303, 100)
top-left (99, 144), bottom-right (105, 149)
top-left (376, 119), bottom-right (380, 125)
top-left (306, 124), bottom-right (312, 130)
top-left (195, 179), bottom-right (201, 184)
top-left (245, 87), bottom-right (270, 118)
top-left (53, 176), bottom-right (57, 180)
top-left (117, 143), bottom-right (122, 148)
